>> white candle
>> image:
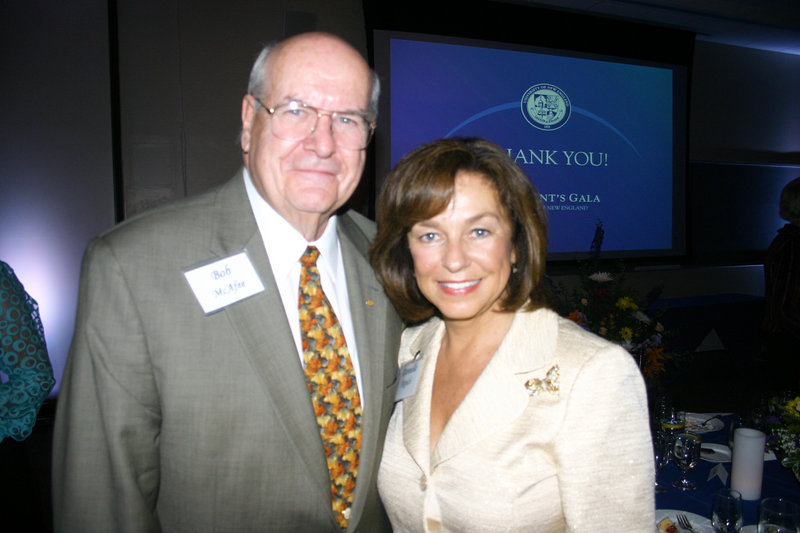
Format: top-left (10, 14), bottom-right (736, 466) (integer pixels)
top-left (730, 427), bottom-right (766, 500)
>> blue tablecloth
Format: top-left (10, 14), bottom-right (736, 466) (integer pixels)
top-left (656, 414), bottom-right (800, 526)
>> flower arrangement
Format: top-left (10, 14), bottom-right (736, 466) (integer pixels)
top-left (767, 395), bottom-right (800, 481)
top-left (549, 221), bottom-right (670, 381)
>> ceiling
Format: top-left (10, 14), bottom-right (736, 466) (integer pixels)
top-left (512, 0), bottom-right (800, 55)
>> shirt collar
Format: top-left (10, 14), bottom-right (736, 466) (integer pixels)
top-left (243, 168), bottom-right (341, 279)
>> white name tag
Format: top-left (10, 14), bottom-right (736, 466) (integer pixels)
top-left (183, 251), bottom-right (265, 314)
top-left (395, 351), bottom-right (423, 402)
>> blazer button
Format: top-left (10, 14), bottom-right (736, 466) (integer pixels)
top-left (420, 475), bottom-right (427, 490)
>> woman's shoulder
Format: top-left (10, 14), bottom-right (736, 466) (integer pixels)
top-left (514, 307), bottom-right (610, 346)
top-left (514, 308), bottom-right (636, 369)
top-left (0, 260), bottom-right (18, 285)
top-left (398, 317), bottom-right (444, 365)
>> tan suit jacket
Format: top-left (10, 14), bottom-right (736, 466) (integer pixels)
top-left (377, 308), bottom-right (654, 532)
top-left (52, 170), bottom-right (402, 532)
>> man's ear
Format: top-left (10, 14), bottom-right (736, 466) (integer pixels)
top-left (240, 95), bottom-right (257, 152)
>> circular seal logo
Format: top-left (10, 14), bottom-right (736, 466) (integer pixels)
top-left (521, 84), bottom-right (571, 131)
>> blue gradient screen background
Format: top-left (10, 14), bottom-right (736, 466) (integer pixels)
top-left (379, 34), bottom-right (684, 258)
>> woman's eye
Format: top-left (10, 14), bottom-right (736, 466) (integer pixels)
top-left (420, 232), bottom-right (437, 242)
top-left (472, 228), bottom-right (489, 238)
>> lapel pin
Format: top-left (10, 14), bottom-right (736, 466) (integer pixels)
top-left (365, 299), bottom-right (374, 306)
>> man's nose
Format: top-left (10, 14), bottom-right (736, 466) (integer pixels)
top-left (304, 113), bottom-right (336, 157)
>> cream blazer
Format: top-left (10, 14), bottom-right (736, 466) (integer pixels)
top-left (377, 308), bottom-right (655, 532)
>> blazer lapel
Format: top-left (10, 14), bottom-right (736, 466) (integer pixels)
top-left (400, 320), bottom-right (446, 475)
top-left (431, 310), bottom-right (559, 468)
top-left (206, 171), bottom-right (330, 503)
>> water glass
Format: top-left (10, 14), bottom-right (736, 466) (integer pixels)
top-left (759, 497), bottom-right (800, 532)
top-left (673, 433), bottom-right (702, 491)
top-left (653, 430), bottom-right (671, 493)
top-left (712, 488), bottom-right (743, 532)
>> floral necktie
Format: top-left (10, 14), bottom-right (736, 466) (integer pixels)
top-left (298, 246), bottom-right (362, 530)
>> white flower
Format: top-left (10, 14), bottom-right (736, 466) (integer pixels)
top-left (633, 310), bottom-right (652, 324)
top-left (622, 339), bottom-right (634, 350)
top-left (588, 272), bottom-right (613, 283)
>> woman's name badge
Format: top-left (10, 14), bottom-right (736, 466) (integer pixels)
top-left (183, 251), bottom-right (265, 314)
top-left (395, 351), bottom-right (423, 401)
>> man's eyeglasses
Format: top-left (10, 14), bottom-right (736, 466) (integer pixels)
top-left (252, 96), bottom-right (375, 150)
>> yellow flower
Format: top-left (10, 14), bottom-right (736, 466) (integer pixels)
top-left (616, 296), bottom-right (638, 311)
top-left (580, 298), bottom-right (588, 306)
top-left (786, 397), bottom-right (800, 418)
top-left (620, 327), bottom-right (633, 340)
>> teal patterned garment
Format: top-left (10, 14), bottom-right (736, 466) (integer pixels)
top-left (0, 261), bottom-right (55, 442)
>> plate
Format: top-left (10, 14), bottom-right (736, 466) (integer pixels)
top-left (656, 509), bottom-right (712, 532)
top-left (686, 413), bottom-right (725, 434)
top-left (701, 443), bottom-right (732, 462)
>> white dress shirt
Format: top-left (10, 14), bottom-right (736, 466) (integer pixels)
top-left (243, 169), bottom-right (363, 401)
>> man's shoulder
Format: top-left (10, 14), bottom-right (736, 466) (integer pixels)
top-left (337, 209), bottom-right (377, 255)
top-left (84, 174), bottom-right (250, 273)
top-left (339, 209), bottom-right (376, 238)
top-left (100, 174), bottom-right (242, 243)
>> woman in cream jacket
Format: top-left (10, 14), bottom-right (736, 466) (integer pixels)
top-left (370, 138), bottom-right (654, 532)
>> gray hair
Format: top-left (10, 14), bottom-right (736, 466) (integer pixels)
top-left (780, 176), bottom-right (800, 224)
top-left (246, 40), bottom-right (380, 119)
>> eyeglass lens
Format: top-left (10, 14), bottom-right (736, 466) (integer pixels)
top-left (260, 99), bottom-right (372, 149)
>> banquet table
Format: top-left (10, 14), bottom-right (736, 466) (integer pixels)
top-left (656, 413), bottom-right (800, 527)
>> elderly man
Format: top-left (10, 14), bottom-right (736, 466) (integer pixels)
top-left (53, 32), bottom-right (402, 533)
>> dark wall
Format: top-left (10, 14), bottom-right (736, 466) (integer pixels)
top-left (0, 0), bottom-right (115, 395)
top-left (691, 41), bottom-right (800, 163)
top-left (689, 41), bottom-right (800, 265)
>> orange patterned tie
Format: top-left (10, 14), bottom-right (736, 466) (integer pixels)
top-left (298, 246), bottom-right (362, 530)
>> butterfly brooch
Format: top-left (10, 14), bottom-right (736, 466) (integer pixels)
top-left (524, 365), bottom-right (560, 397)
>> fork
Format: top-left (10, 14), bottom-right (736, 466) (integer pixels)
top-left (676, 513), bottom-right (696, 532)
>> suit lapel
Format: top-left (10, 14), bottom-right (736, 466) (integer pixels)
top-left (206, 171), bottom-right (331, 504)
top-left (337, 214), bottom-right (393, 523)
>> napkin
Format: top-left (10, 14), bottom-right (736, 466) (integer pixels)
top-left (708, 463), bottom-right (729, 484)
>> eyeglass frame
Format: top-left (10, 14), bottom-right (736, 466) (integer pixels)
top-left (251, 95), bottom-right (376, 150)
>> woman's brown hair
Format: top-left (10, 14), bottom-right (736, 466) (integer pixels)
top-left (369, 137), bottom-right (549, 324)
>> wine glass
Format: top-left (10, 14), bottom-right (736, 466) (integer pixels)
top-left (758, 497), bottom-right (800, 532)
top-left (673, 432), bottom-right (702, 491)
top-left (652, 394), bottom-right (670, 428)
top-left (653, 430), bottom-right (671, 493)
top-left (661, 406), bottom-right (686, 444)
top-left (712, 488), bottom-right (743, 532)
